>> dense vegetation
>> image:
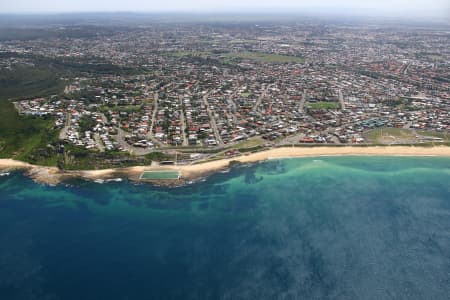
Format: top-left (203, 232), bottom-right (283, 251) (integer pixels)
top-left (0, 101), bottom-right (60, 165)
top-left (0, 62), bottom-right (64, 164)
top-left (0, 53), bottom-right (147, 167)
top-left (60, 144), bottom-right (156, 170)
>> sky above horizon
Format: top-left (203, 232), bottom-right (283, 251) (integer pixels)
top-left (1, 0), bottom-right (449, 20)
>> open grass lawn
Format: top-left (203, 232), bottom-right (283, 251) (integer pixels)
top-left (233, 137), bottom-right (264, 149)
top-left (366, 128), bottom-right (415, 143)
top-left (417, 130), bottom-right (450, 140)
top-left (365, 127), bottom-right (450, 144)
top-left (100, 104), bottom-right (143, 113)
top-left (224, 52), bottom-right (304, 63)
top-left (306, 102), bottom-right (341, 110)
top-left (167, 51), bottom-right (304, 64)
top-left (169, 51), bottom-right (212, 58)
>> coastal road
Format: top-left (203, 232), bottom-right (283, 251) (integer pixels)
top-left (115, 128), bottom-right (133, 154)
top-left (228, 87), bottom-right (240, 125)
top-left (95, 113), bottom-right (108, 151)
top-left (59, 112), bottom-right (71, 140)
top-left (147, 92), bottom-right (163, 147)
top-left (299, 89), bottom-right (307, 112)
top-left (93, 133), bottom-right (105, 152)
top-left (252, 84), bottom-right (269, 112)
top-left (338, 89), bottom-right (346, 110)
top-left (203, 90), bottom-right (224, 146)
top-left (403, 62), bottom-right (411, 75)
top-left (179, 95), bottom-right (189, 146)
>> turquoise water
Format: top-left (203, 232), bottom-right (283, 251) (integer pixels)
top-left (0, 156), bottom-right (449, 300)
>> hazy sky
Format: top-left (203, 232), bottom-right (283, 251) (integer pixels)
top-left (1, 0), bottom-right (449, 20)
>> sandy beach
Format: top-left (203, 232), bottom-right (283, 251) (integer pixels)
top-left (171, 146), bottom-right (450, 180)
top-left (1, 146), bottom-right (450, 185)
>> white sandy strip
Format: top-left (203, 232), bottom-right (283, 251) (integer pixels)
top-left (1, 146), bottom-right (450, 183)
top-left (175, 146), bottom-right (450, 178)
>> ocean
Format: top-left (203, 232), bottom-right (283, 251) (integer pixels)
top-left (0, 156), bottom-right (449, 300)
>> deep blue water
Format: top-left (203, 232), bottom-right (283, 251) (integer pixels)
top-left (0, 156), bottom-right (449, 300)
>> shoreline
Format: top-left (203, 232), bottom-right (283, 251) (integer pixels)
top-left (1, 146), bottom-right (450, 186)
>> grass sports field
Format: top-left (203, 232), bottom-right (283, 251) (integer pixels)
top-left (223, 51), bottom-right (304, 63)
top-left (140, 170), bottom-right (181, 180)
top-left (306, 101), bottom-right (341, 110)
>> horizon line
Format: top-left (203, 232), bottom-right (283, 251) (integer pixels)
top-left (0, 10), bottom-right (448, 25)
